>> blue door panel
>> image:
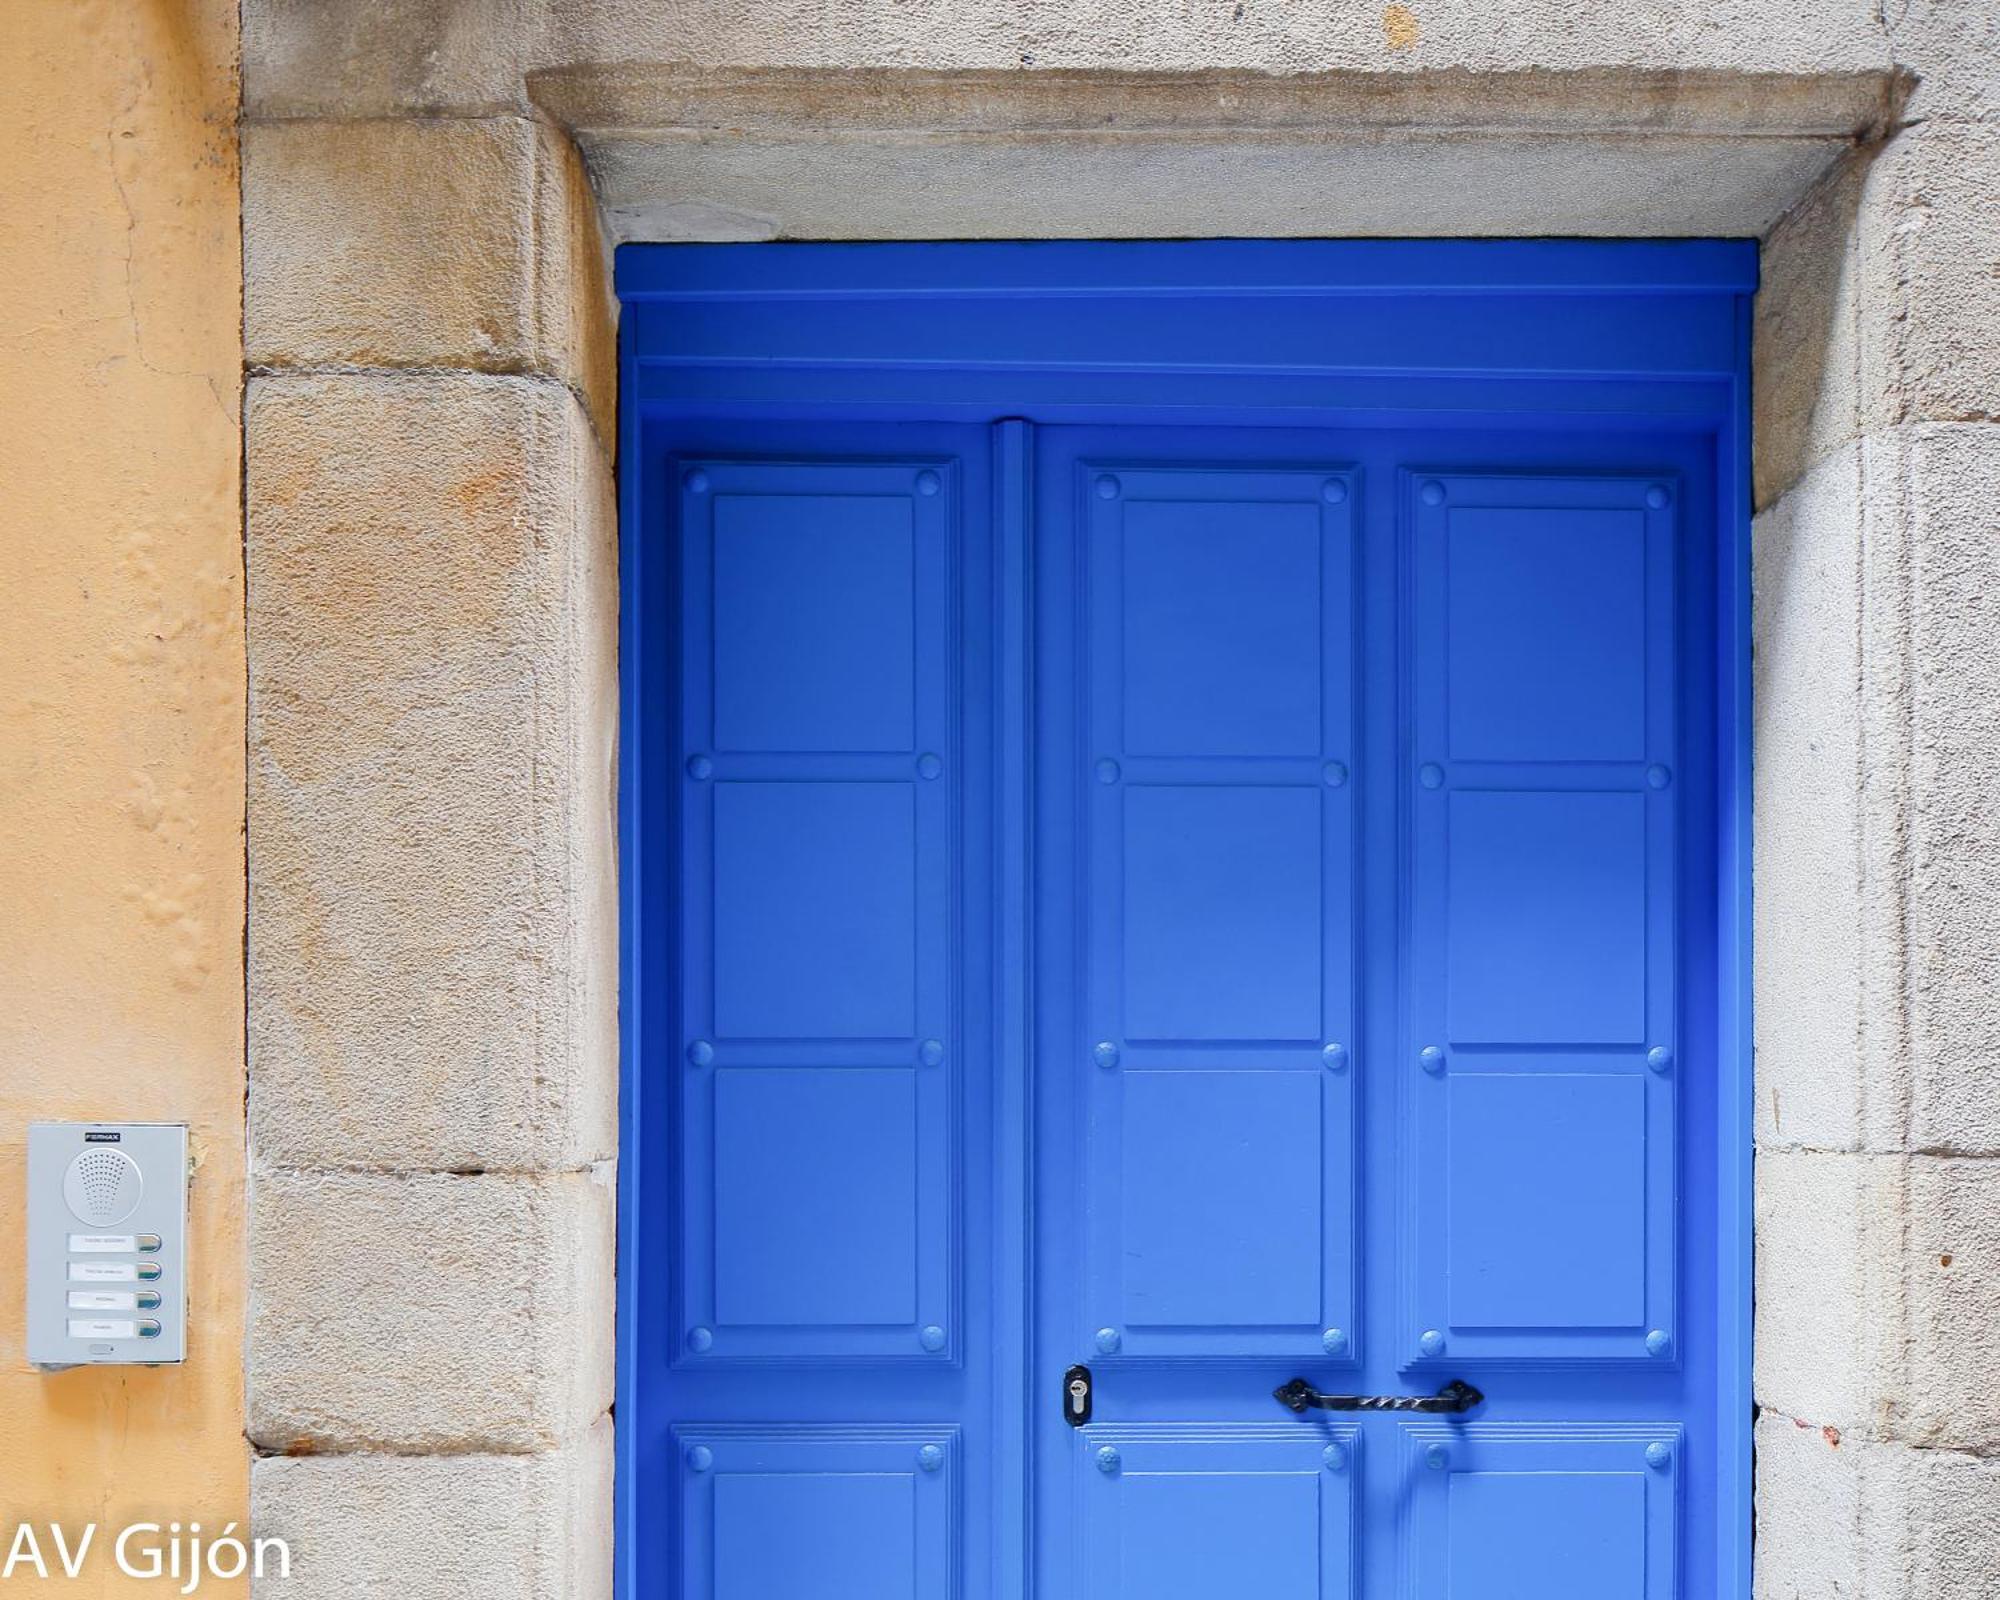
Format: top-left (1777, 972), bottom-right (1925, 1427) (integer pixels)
top-left (628, 287), bottom-right (1739, 374)
top-left (620, 241), bottom-right (1752, 1600)
top-left (1442, 789), bottom-right (1649, 1044)
top-left (1119, 782), bottom-right (1326, 1043)
top-left (678, 1427), bottom-right (956, 1600)
top-left (710, 487), bottom-right (918, 753)
top-left (1081, 461), bottom-right (1358, 1362)
top-left (1115, 489), bottom-right (1329, 759)
top-left (712, 779), bottom-right (919, 1040)
top-left (1402, 1426), bottom-right (1679, 1600)
top-left (1119, 1067), bottom-right (1326, 1326)
top-left (1407, 472), bottom-right (1679, 1368)
top-left (1443, 1072), bottom-right (1648, 1330)
top-left (713, 1066), bottom-right (918, 1326)
top-left (1080, 1426), bottom-right (1358, 1600)
top-left (675, 454), bottom-right (961, 1365)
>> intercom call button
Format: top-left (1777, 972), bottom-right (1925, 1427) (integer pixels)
top-left (68, 1290), bottom-right (138, 1312)
top-left (68, 1319), bottom-right (137, 1341)
top-left (69, 1261), bottom-right (136, 1283)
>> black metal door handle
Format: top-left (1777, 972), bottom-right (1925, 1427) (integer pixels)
top-left (1274, 1377), bottom-right (1483, 1414)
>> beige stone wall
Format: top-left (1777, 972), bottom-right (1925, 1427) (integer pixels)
top-left (1750, 19), bottom-right (2000, 1565)
top-left (0, 0), bottom-right (247, 1581)
top-left (240, 70), bottom-right (618, 1600)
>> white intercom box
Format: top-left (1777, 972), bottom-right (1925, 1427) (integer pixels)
top-left (26, 1122), bottom-right (189, 1368)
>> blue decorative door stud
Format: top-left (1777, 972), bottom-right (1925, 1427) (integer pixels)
top-left (617, 242), bottom-right (1755, 1600)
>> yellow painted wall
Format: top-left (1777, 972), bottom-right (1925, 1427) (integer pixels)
top-left (0, 0), bottom-right (246, 1584)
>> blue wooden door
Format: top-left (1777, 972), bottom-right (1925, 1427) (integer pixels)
top-left (618, 242), bottom-right (1753, 1600)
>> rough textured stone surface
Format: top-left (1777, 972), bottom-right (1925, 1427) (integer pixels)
top-left (530, 59), bottom-right (1900, 245)
top-left (1899, 1440), bottom-right (2000, 1598)
top-left (246, 0), bottom-right (1897, 119)
top-left (1755, 428), bottom-right (2000, 1160)
top-left (1757, 123), bottom-right (2000, 509)
top-left (245, 0), bottom-right (535, 117)
top-left (1755, 1149), bottom-right (1901, 1434)
top-left (239, 0), bottom-right (1909, 257)
top-left (1757, 1152), bottom-right (2000, 1452)
top-left (252, 1418), bottom-right (614, 1599)
top-left (249, 1166), bottom-right (614, 1452)
top-left (544, 0), bottom-right (1891, 78)
top-left (1753, 1416), bottom-right (2000, 1600)
top-left (578, 123), bottom-right (1853, 243)
top-left (1887, 426), bottom-right (2000, 1157)
top-left (1858, 124), bottom-right (2000, 432)
top-left (244, 116), bottom-right (614, 439)
top-left (541, 120), bottom-right (616, 444)
top-left (1887, 0), bottom-right (2000, 123)
top-left (1754, 151), bottom-right (1865, 509)
top-left (248, 372), bottom-right (616, 1174)
top-left (1897, 1156), bottom-right (2000, 1453)
top-left (1753, 1412), bottom-right (1866, 1600)
top-left (537, 62), bottom-right (1896, 242)
top-left (1756, 429), bottom-right (2000, 1473)
top-left (530, 60), bottom-right (1897, 135)
top-left (1753, 446), bottom-right (1871, 1151)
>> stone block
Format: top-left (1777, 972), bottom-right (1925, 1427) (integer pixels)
top-left (252, 1417), bottom-right (613, 1600)
top-left (584, 125), bottom-right (1850, 245)
top-left (1754, 151), bottom-right (1864, 508)
top-left (1758, 1150), bottom-right (2000, 1453)
top-left (1896, 1157), bottom-right (2000, 1452)
top-left (546, 0), bottom-right (1889, 78)
top-left (245, 117), bottom-right (614, 439)
top-left (1858, 124), bottom-right (2000, 433)
top-left (1753, 432), bottom-right (1947, 1156)
top-left (247, 372), bottom-right (616, 1174)
top-left (248, 1166), bottom-right (614, 1452)
top-left (1754, 1149), bottom-right (1902, 1435)
top-left (1752, 1410), bottom-right (1867, 1599)
top-left (537, 121), bottom-right (616, 442)
top-left (1885, 426), bottom-right (2000, 1155)
top-left (1755, 426), bottom-right (2000, 1160)
top-left (1753, 446), bottom-right (1868, 1150)
top-left (1756, 123), bottom-right (2000, 508)
top-left (1754, 1414), bottom-right (2000, 1600)
top-left (244, 0), bottom-right (534, 117)
top-left (1901, 1439), bottom-right (2000, 1599)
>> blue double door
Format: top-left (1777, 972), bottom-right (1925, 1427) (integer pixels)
top-left (627, 241), bottom-right (1743, 1600)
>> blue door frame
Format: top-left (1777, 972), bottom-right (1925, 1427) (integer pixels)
top-left (616, 240), bottom-right (1755, 1600)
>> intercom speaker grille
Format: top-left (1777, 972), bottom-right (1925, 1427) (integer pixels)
top-left (62, 1147), bottom-right (144, 1227)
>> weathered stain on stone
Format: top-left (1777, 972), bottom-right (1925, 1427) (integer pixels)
top-left (526, 61), bottom-right (1903, 139)
top-left (252, 1420), bottom-right (613, 1600)
top-left (243, 115), bottom-right (616, 444)
top-left (523, 60), bottom-right (1907, 244)
top-left (247, 373), bottom-right (616, 1175)
top-left (1383, 5), bottom-right (1421, 52)
top-left (248, 1167), bottom-right (614, 1454)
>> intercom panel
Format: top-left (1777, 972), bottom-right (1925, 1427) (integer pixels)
top-left (26, 1122), bottom-right (189, 1367)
